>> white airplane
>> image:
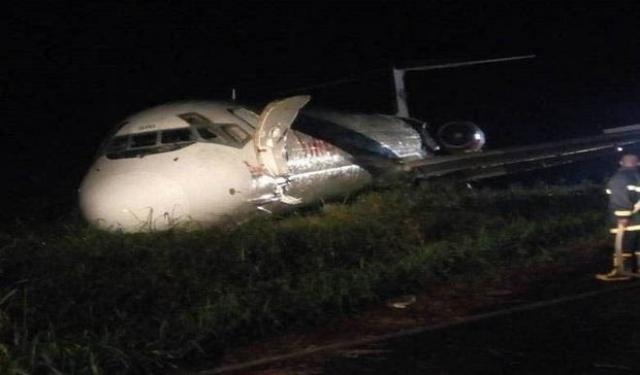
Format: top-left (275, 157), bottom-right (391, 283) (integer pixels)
top-left (79, 57), bottom-right (640, 232)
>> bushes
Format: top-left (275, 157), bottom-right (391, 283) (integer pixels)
top-left (0, 182), bottom-right (608, 373)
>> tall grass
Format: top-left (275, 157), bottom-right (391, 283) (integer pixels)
top-left (0, 182), bottom-right (609, 374)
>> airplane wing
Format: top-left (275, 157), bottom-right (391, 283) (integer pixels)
top-left (403, 126), bottom-right (640, 181)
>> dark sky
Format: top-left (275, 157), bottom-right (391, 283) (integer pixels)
top-left (4, 1), bottom-right (640, 211)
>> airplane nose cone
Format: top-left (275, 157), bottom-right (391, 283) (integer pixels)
top-left (79, 171), bottom-right (189, 232)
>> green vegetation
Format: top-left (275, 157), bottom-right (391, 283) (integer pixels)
top-left (0, 182), bottom-right (610, 374)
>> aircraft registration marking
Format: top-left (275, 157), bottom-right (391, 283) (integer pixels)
top-left (138, 124), bottom-right (156, 131)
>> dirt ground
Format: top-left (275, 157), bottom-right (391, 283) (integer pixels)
top-left (190, 240), bottom-right (640, 374)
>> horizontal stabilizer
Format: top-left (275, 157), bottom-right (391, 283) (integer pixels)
top-left (603, 124), bottom-right (640, 134)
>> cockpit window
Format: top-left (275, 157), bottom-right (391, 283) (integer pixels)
top-left (103, 111), bottom-right (253, 160)
top-left (161, 128), bottom-right (193, 144)
top-left (178, 112), bottom-right (211, 127)
top-left (197, 127), bottom-right (218, 140)
top-left (105, 129), bottom-right (195, 159)
top-left (178, 112), bottom-right (251, 148)
top-left (228, 107), bottom-right (258, 128)
top-left (106, 135), bottom-right (128, 152)
top-left (130, 132), bottom-right (158, 148)
top-left (221, 124), bottom-right (250, 144)
top-left (195, 123), bottom-right (250, 147)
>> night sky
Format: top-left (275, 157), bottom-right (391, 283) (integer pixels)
top-left (4, 1), bottom-right (640, 217)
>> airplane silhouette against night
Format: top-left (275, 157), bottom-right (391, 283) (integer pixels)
top-left (79, 56), bottom-right (640, 232)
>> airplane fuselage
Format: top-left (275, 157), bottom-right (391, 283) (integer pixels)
top-left (79, 99), bottom-right (438, 231)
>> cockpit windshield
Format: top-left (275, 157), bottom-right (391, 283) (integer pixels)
top-left (161, 128), bottom-right (192, 144)
top-left (196, 127), bottom-right (218, 140)
top-left (130, 132), bottom-right (158, 148)
top-left (178, 112), bottom-right (250, 148)
top-left (105, 129), bottom-right (195, 159)
top-left (102, 112), bottom-right (252, 159)
top-left (106, 135), bottom-right (128, 153)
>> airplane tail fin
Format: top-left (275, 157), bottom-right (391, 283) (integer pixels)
top-left (393, 55), bottom-right (536, 118)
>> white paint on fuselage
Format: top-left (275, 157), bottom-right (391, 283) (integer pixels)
top-left (80, 141), bottom-right (257, 231)
top-left (79, 101), bottom-right (260, 231)
top-left (78, 100), bottom-right (399, 232)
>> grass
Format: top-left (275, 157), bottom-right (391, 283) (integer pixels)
top-left (0, 181), bottom-right (610, 374)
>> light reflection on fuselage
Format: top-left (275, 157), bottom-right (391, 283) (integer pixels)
top-left (79, 100), bottom-right (425, 232)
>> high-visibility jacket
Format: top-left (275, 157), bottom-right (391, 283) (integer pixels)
top-left (606, 167), bottom-right (640, 232)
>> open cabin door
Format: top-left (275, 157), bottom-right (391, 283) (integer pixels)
top-left (255, 95), bottom-right (310, 177)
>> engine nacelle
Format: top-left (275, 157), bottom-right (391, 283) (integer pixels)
top-left (436, 121), bottom-right (486, 153)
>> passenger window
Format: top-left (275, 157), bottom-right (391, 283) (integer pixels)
top-left (221, 124), bottom-right (250, 144)
top-left (161, 128), bottom-right (193, 144)
top-left (130, 132), bottom-right (157, 148)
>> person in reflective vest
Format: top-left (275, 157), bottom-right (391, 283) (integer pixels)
top-left (601, 154), bottom-right (640, 280)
